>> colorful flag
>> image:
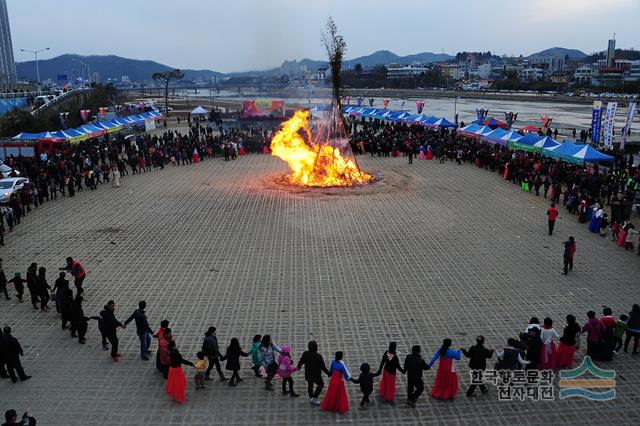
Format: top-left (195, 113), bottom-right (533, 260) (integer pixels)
top-left (540, 115), bottom-right (553, 133)
top-left (356, 97), bottom-right (364, 106)
top-left (369, 98), bottom-right (375, 107)
top-left (382, 99), bottom-right (389, 109)
top-left (416, 101), bottom-right (425, 114)
top-left (602, 102), bottom-right (618, 148)
top-left (80, 109), bottom-right (90, 122)
top-left (591, 101), bottom-right (603, 144)
top-left (504, 112), bottom-right (518, 129)
top-left (476, 108), bottom-right (488, 121)
top-left (620, 102), bottom-right (636, 150)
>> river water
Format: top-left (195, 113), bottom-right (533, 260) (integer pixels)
top-left (186, 88), bottom-right (638, 140)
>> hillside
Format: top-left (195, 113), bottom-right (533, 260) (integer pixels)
top-left (529, 47), bottom-right (587, 59)
top-left (16, 54), bottom-right (222, 83)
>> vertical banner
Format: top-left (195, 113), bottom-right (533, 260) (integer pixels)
top-left (504, 112), bottom-right (518, 129)
top-left (476, 108), bottom-right (488, 122)
top-left (602, 102), bottom-right (618, 148)
top-left (80, 109), bottom-right (90, 122)
top-left (416, 101), bottom-right (425, 114)
top-left (344, 96), bottom-right (352, 105)
top-left (591, 101), bottom-right (603, 144)
top-left (382, 98), bottom-right (389, 109)
top-left (356, 97), bottom-right (364, 106)
top-left (369, 98), bottom-right (375, 107)
top-left (399, 99), bottom-right (406, 110)
top-left (620, 102), bottom-right (636, 150)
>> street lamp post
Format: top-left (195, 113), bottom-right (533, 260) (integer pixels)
top-left (20, 47), bottom-right (50, 88)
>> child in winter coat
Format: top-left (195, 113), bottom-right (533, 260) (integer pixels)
top-left (350, 363), bottom-right (379, 409)
top-left (220, 338), bottom-right (248, 387)
top-left (277, 344), bottom-right (299, 397)
top-left (248, 334), bottom-right (262, 377)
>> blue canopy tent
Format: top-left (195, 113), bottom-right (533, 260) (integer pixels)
top-left (368, 109), bottom-right (391, 120)
top-left (500, 130), bottom-right (524, 144)
top-left (474, 125), bottom-right (495, 137)
top-left (457, 123), bottom-right (481, 137)
top-left (532, 136), bottom-right (560, 151)
top-left (401, 113), bottom-right (420, 123)
top-left (572, 144), bottom-right (614, 165)
top-left (544, 141), bottom-right (614, 165)
top-left (386, 111), bottom-right (411, 122)
top-left (508, 132), bottom-right (542, 152)
top-left (542, 141), bottom-right (584, 164)
top-left (482, 128), bottom-right (509, 145)
top-left (428, 117), bottom-right (457, 128)
top-left (13, 132), bottom-right (49, 140)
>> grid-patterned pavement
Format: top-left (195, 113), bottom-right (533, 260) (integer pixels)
top-left (1, 154), bottom-right (639, 425)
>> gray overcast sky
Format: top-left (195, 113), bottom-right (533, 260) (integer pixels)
top-left (8, 0), bottom-right (640, 73)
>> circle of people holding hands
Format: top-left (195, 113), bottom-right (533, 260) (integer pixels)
top-left (2, 255), bottom-right (640, 415)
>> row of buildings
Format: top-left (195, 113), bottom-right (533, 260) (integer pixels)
top-left (383, 38), bottom-right (639, 89)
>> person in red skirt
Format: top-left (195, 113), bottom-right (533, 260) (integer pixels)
top-left (539, 317), bottom-right (560, 369)
top-left (428, 339), bottom-right (461, 400)
top-left (556, 315), bottom-right (581, 368)
top-left (192, 148), bottom-right (200, 164)
top-left (166, 341), bottom-right (195, 403)
top-left (375, 342), bottom-right (405, 403)
top-left (321, 351), bottom-right (351, 414)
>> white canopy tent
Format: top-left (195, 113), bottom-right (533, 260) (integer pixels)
top-left (191, 106), bottom-right (209, 115)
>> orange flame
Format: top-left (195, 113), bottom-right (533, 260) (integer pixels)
top-left (270, 110), bottom-right (373, 187)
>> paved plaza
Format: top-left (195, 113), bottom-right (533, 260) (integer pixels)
top-left (1, 154), bottom-right (639, 425)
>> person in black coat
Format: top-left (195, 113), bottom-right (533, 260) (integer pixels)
top-left (0, 328), bottom-right (8, 379)
top-left (35, 267), bottom-right (50, 311)
top-left (403, 345), bottom-right (430, 406)
top-left (70, 296), bottom-right (89, 344)
top-left (0, 327), bottom-right (30, 383)
top-left (0, 258), bottom-right (9, 300)
top-left (7, 273), bottom-right (25, 303)
top-left (101, 300), bottom-right (124, 361)
top-left (461, 336), bottom-right (494, 397)
top-left (296, 340), bottom-right (330, 405)
top-left (375, 342), bottom-right (405, 403)
top-left (220, 338), bottom-right (248, 386)
top-left (526, 327), bottom-right (543, 369)
top-left (59, 287), bottom-right (74, 332)
top-left (350, 362), bottom-right (379, 409)
top-left (25, 263), bottom-right (38, 310)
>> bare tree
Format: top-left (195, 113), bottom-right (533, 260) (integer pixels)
top-left (152, 69), bottom-right (184, 116)
top-left (322, 17), bottom-right (346, 107)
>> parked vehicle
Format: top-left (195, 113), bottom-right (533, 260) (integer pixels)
top-left (0, 177), bottom-right (31, 204)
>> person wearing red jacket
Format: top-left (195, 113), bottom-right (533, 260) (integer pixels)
top-left (547, 203), bottom-right (559, 236)
top-left (60, 257), bottom-right (86, 294)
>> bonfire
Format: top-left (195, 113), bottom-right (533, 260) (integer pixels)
top-left (269, 18), bottom-right (373, 188)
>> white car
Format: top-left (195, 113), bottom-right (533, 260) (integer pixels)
top-left (0, 162), bottom-right (20, 178)
top-left (0, 177), bottom-right (30, 204)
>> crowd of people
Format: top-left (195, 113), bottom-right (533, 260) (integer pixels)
top-left (346, 117), bottom-right (640, 256)
top-left (0, 123), bottom-right (274, 246)
top-left (2, 115), bottom-right (640, 420)
top-left (2, 260), bottom-right (639, 414)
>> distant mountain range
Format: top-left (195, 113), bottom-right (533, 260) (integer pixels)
top-left (15, 47), bottom-right (593, 83)
top-left (243, 50), bottom-right (454, 77)
top-left (16, 54), bottom-right (223, 83)
top-left (529, 47), bottom-right (587, 59)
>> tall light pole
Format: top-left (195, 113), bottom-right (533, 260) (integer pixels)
top-left (72, 59), bottom-right (88, 86)
top-left (20, 47), bottom-right (50, 87)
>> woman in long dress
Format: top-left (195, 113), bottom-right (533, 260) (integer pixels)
top-left (321, 351), bottom-right (350, 414)
top-left (166, 341), bottom-right (194, 403)
top-left (539, 317), bottom-right (560, 369)
top-left (556, 315), bottom-right (581, 369)
top-left (588, 204), bottom-right (603, 233)
top-left (375, 342), bottom-right (405, 403)
top-left (428, 339), bottom-right (461, 401)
